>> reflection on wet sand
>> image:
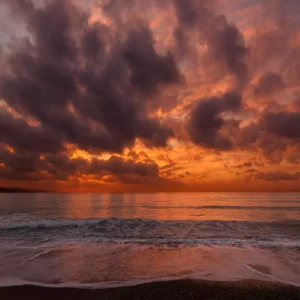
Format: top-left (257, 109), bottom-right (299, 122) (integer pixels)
top-left (2, 244), bottom-right (300, 287)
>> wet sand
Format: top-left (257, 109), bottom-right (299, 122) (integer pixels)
top-left (1, 280), bottom-right (300, 300)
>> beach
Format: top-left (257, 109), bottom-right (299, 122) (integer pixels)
top-left (1, 0), bottom-right (300, 297)
top-left (2, 280), bottom-right (300, 300)
top-left (0, 193), bottom-right (299, 296)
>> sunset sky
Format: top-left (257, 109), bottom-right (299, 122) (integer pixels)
top-left (0, 0), bottom-right (299, 192)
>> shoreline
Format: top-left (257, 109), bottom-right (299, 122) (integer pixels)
top-left (1, 279), bottom-right (300, 300)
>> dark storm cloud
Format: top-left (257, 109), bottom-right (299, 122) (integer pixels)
top-left (231, 110), bottom-right (300, 164)
top-left (1, 0), bottom-right (300, 190)
top-left (248, 0), bottom-right (300, 91)
top-left (122, 26), bottom-right (181, 94)
top-left (187, 91), bottom-right (242, 150)
top-left (43, 154), bottom-right (159, 179)
top-left (173, 0), bottom-right (248, 89)
top-left (236, 122), bottom-right (260, 148)
top-left (0, 111), bottom-right (62, 153)
top-left (0, 0), bottom-right (180, 155)
top-left (261, 112), bottom-right (300, 140)
top-left (81, 23), bottom-right (107, 60)
top-left (208, 17), bottom-right (249, 89)
top-left (0, 148), bottom-right (160, 182)
top-left (256, 171), bottom-right (300, 181)
top-left (0, 146), bottom-right (49, 181)
top-left (253, 72), bottom-right (285, 97)
top-left (173, 0), bottom-right (213, 28)
top-left (234, 122), bottom-right (287, 164)
top-left (2, 0), bottom-right (34, 15)
top-left (0, 148), bottom-right (40, 174)
top-left (86, 156), bottom-right (159, 177)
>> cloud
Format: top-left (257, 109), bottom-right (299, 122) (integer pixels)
top-left (86, 156), bottom-right (159, 177)
top-left (0, 0), bottom-right (300, 191)
top-left (261, 112), bottom-right (300, 140)
top-left (244, 162), bottom-right (253, 167)
top-left (0, 148), bottom-right (161, 183)
top-left (0, 0), bottom-right (180, 155)
top-left (122, 26), bottom-right (181, 94)
top-left (173, 0), bottom-right (213, 29)
top-left (173, 0), bottom-right (248, 89)
top-left (234, 162), bottom-right (253, 168)
top-left (187, 91), bottom-right (242, 150)
top-left (0, 110), bottom-right (62, 154)
top-left (287, 152), bottom-right (300, 165)
top-left (253, 72), bottom-right (285, 98)
top-left (256, 171), bottom-right (300, 182)
top-left (233, 110), bottom-right (300, 163)
top-left (0, 148), bottom-right (40, 175)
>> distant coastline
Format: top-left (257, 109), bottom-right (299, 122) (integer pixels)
top-left (0, 187), bottom-right (47, 193)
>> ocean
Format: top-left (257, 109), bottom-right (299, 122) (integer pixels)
top-left (0, 192), bottom-right (299, 288)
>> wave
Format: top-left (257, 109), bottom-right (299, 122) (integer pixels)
top-left (0, 214), bottom-right (299, 248)
top-left (1, 214), bottom-right (300, 229)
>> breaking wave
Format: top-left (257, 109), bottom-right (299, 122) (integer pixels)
top-left (0, 214), bottom-right (299, 248)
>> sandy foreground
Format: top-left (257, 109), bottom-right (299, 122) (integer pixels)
top-left (1, 279), bottom-right (300, 300)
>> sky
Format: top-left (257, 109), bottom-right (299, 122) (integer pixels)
top-left (0, 0), bottom-right (299, 192)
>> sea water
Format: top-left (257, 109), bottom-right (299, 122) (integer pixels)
top-left (0, 192), bottom-right (299, 288)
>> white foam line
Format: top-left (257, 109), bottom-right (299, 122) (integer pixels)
top-left (16, 246), bottom-right (52, 250)
top-left (0, 275), bottom-right (189, 290)
top-left (274, 254), bottom-right (300, 267)
top-left (19, 249), bottom-right (54, 266)
top-left (244, 264), bottom-right (300, 287)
